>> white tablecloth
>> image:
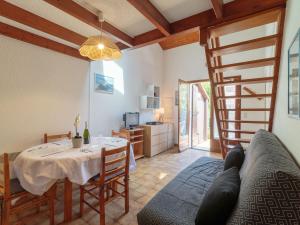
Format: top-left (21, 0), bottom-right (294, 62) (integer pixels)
top-left (13, 137), bottom-right (136, 196)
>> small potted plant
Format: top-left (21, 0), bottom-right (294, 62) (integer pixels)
top-left (72, 114), bottom-right (83, 148)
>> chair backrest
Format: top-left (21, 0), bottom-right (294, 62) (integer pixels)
top-left (111, 130), bottom-right (130, 140)
top-left (44, 131), bottom-right (72, 143)
top-left (0, 153), bottom-right (11, 199)
top-left (99, 142), bottom-right (130, 184)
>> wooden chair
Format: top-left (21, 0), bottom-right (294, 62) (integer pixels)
top-left (79, 142), bottom-right (130, 225)
top-left (0, 153), bottom-right (56, 225)
top-left (44, 131), bottom-right (72, 144)
top-left (112, 130), bottom-right (130, 140)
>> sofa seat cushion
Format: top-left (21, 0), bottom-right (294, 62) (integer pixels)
top-left (137, 156), bottom-right (224, 225)
top-left (227, 129), bottom-right (300, 225)
top-left (195, 167), bottom-right (241, 225)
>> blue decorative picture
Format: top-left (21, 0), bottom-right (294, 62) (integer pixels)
top-left (94, 73), bottom-right (114, 94)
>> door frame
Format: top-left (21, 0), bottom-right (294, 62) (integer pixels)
top-left (178, 78), bottom-right (214, 152)
top-left (191, 82), bottom-right (209, 150)
top-left (178, 79), bottom-right (191, 152)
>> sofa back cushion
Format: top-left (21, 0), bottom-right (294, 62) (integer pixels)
top-left (227, 129), bottom-right (300, 224)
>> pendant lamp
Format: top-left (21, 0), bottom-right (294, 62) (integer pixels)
top-left (79, 11), bottom-right (121, 60)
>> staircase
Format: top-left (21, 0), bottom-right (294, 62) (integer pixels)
top-left (204, 8), bottom-right (286, 158)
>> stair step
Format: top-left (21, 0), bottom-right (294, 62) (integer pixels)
top-left (209, 9), bottom-right (282, 37)
top-left (215, 77), bottom-right (274, 87)
top-left (220, 120), bottom-right (269, 124)
top-left (212, 57), bottom-right (276, 73)
top-left (221, 129), bottom-right (256, 134)
top-left (217, 94), bottom-right (272, 100)
top-left (217, 108), bottom-right (271, 111)
top-left (210, 34), bottom-right (278, 56)
top-left (223, 137), bottom-right (251, 143)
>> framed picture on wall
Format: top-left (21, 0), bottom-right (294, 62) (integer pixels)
top-left (94, 73), bottom-right (114, 94)
top-left (288, 29), bottom-right (300, 118)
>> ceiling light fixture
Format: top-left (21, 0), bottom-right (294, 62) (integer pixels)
top-left (79, 11), bottom-right (121, 61)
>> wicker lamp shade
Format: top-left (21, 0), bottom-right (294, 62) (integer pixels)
top-left (79, 36), bottom-right (121, 61)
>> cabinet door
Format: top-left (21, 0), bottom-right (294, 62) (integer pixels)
top-left (151, 125), bottom-right (161, 136)
top-left (159, 133), bottom-right (167, 143)
top-left (151, 143), bottom-right (161, 157)
top-left (152, 134), bottom-right (160, 145)
top-left (161, 141), bottom-right (168, 151)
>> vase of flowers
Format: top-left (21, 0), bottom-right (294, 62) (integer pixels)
top-left (72, 114), bottom-right (83, 148)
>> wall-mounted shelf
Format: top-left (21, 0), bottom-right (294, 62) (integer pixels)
top-left (140, 96), bottom-right (160, 109)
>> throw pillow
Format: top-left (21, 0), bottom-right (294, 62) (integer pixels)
top-left (195, 167), bottom-right (241, 225)
top-left (224, 144), bottom-right (245, 171)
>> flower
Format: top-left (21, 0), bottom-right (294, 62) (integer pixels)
top-left (74, 114), bottom-right (80, 136)
top-left (74, 114), bottom-right (80, 127)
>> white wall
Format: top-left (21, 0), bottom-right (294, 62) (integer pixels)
top-left (0, 35), bottom-right (90, 153)
top-left (0, 36), bottom-right (163, 153)
top-left (273, 0), bottom-right (300, 164)
top-left (89, 44), bottom-right (164, 136)
top-left (162, 43), bottom-right (208, 143)
top-left (161, 28), bottom-right (270, 144)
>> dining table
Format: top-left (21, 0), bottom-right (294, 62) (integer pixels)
top-left (13, 136), bottom-right (136, 222)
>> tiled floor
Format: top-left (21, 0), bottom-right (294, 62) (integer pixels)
top-left (11, 148), bottom-right (221, 225)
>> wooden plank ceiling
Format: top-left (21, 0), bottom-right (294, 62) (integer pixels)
top-left (0, 0), bottom-right (287, 60)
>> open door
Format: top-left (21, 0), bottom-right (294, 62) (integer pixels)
top-left (178, 80), bottom-right (190, 152)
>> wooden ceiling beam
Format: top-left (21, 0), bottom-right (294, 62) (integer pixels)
top-left (43, 0), bottom-right (133, 47)
top-left (134, 0), bottom-right (286, 48)
top-left (211, 0), bottom-right (223, 19)
top-left (127, 0), bottom-right (171, 36)
top-left (159, 30), bottom-right (199, 50)
top-left (0, 0), bottom-right (86, 46)
top-left (0, 22), bottom-right (88, 61)
top-left (2, 0), bottom-right (285, 51)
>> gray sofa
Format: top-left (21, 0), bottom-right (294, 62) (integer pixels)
top-left (137, 130), bottom-right (300, 225)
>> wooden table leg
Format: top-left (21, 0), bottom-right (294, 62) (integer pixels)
top-left (64, 178), bottom-right (73, 222)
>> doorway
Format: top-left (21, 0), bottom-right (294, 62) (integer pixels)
top-left (178, 77), bottom-right (241, 153)
top-left (191, 82), bottom-right (210, 150)
top-left (178, 79), bottom-right (211, 152)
